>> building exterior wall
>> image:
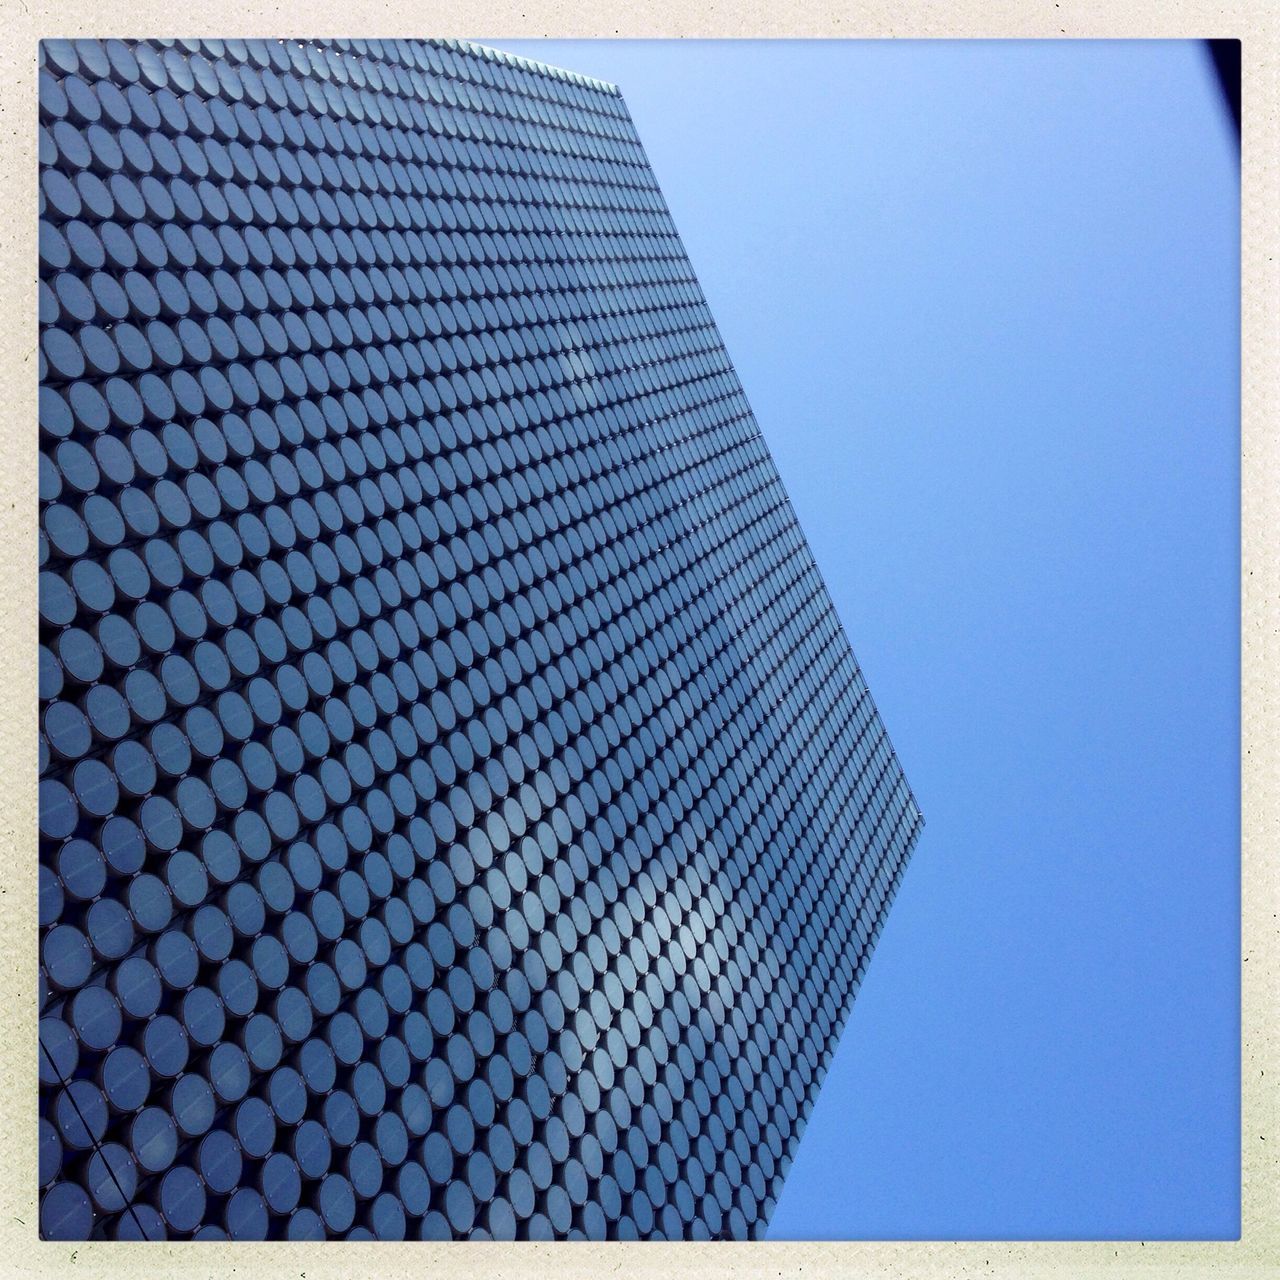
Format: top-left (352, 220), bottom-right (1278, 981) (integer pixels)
top-left (37, 37), bottom-right (923, 1241)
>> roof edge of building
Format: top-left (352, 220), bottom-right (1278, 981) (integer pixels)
top-left (453, 38), bottom-right (621, 97)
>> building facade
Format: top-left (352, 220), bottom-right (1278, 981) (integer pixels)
top-left (37, 37), bottom-right (923, 1240)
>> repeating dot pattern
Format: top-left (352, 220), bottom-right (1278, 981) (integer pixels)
top-left (37, 36), bottom-right (924, 1242)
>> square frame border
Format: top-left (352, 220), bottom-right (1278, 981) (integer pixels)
top-left (2, 5), bottom-right (1274, 1277)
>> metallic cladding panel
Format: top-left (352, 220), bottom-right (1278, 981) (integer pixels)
top-left (37, 37), bottom-right (923, 1241)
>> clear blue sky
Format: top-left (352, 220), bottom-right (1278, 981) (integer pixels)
top-left (495, 39), bottom-right (1240, 1240)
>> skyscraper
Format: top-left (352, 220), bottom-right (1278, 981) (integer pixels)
top-left (37, 37), bottom-right (923, 1240)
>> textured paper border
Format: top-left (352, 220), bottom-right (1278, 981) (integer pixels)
top-left (3, 5), bottom-right (1275, 1277)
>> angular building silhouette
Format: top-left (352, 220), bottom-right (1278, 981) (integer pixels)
top-left (37, 37), bottom-right (923, 1240)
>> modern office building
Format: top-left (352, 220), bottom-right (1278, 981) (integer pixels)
top-left (37, 37), bottom-right (923, 1240)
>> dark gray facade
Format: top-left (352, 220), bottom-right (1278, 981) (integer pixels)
top-left (37, 37), bottom-right (923, 1240)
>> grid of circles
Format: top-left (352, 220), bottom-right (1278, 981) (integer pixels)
top-left (37, 36), bottom-right (924, 1242)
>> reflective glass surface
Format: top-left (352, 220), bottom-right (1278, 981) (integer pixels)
top-left (38, 36), bottom-right (923, 1241)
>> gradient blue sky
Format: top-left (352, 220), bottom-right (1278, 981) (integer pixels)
top-left (495, 39), bottom-right (1240, 1240)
